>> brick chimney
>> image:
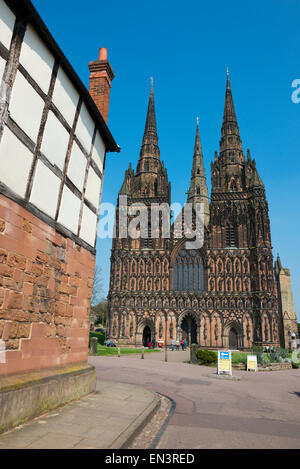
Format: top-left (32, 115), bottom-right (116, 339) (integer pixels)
top-left (88, 47), bottom-right (114, 123)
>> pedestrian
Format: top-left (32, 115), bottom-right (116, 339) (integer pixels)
top-left (181, 339), bottom-right (185, 351)
top-left (176, 339), bottom-right (180, 351)
top-left (171, 339), bottom-right (175, 351)
top-left (152, 338), bottom-right (156, 349)
top-left (184, 339), bottom-right (187, 350)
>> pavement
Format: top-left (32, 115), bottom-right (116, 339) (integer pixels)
top-left (89, 351), bottom-right (300, 449)
top-left (0, 380), bottom-right (160, 449)
top-left (1, 349), bottom-right (300, 449)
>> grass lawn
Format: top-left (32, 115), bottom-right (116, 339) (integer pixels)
top-left (231, 352), bottom-right (248, 365)
top-left (97, 345), bottom-right (161, 356)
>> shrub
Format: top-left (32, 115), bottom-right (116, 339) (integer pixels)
top-left (292, 362), bottom-right (300, 369)
top-left (251, 345), bottom-right (264, 365)
top-left (269, 347), bottom-right (289, 363)
top-left (197, 349), bottom-right (218, 365)
top-left (89, 331), bottom-right (105, 346)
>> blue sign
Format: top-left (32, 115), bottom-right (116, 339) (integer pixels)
top-left (220, 352), bottom-right (230, 360)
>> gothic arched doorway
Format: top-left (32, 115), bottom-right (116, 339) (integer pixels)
top-left (143, 325), bottom-right (151, 347)
top-left (181, 314), bottom-right (197, 345)
top-left (229, 328), bottom-right (238, 349)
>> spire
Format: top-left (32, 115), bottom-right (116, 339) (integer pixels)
top-left (142, 77), bottom-right (158, 146)
top-left (220, 69), bottom-right (244, 163)
top-left (187, 119), bottom-right (210, 227)
top-left (137, 79), bottom-right (160, 173)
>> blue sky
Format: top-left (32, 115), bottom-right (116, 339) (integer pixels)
top-left (33, 0), bottom-right (300, 319)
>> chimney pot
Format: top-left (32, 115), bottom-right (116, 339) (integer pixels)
top-left (89, 47), bottom-right (114, 123)
top-left (99, 47), bottom-right (108, 61)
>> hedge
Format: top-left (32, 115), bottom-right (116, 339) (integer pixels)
top-left (89, 331), bottom-right (105, 346)
top-left (196, 349), bottom-right (218, 365)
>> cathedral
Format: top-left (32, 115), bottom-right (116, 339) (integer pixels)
top-left (107, 73), bottom-right (298, 350)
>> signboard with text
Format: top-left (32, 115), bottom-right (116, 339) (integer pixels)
top-left (218, 351), bottom-right (232, 376)
top-left (247, 355), bottom-right (258, 372)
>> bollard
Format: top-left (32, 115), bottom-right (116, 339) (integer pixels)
top-left (90, 337), bottom-right (98, 356)
top-left (118, 347), bottom-right (121, 358)
top-left (165, 345), bottom-right (168, 362)
top-left (190, 344), bottom-right (198, 364)
top-left (141, 346), bottom-right (145, 359)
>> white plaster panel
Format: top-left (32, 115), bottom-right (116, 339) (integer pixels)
top-left (75, 102), bottom-right (94, 153)
top-left (19, 24), bottom-right (54, 94)
top-left (52, 67), bottom-right (79, 126)
top-left (0, 0), bottom-right (15, 50)
top-left (9, 71), bottom-right (44, 142)
top-left (29, 160), bottom-right (61, 219)
top-left (0, 55), bottom-right (6, 83)
top-left (80, 204), bottom-right (98, 247)
top-left (85, 167), bottom-right (102, 209)
top-left (67, 141), bottom-right (87, 192)
top-left (0, 126), bottom-right (33, 197)
top-left (58, 185), bottom-right (81, 234)
top-left (92, 131), bottom-right (105, 173)
top-left (41, 110), bottom-right (70, 170)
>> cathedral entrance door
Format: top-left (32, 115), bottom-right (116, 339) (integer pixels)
top-left (181, 315), bottom-right (197, 345)
top-left (143, 326), bottom-right (151, 347)
top-left (229, 328), bottom-right (238, 349)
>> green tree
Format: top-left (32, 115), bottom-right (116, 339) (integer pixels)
top-left (91, 300), bottom-right (108, 327)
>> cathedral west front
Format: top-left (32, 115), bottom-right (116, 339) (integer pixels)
top-left (107, 72), bottom-right (297, 351)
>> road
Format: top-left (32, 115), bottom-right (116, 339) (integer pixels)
top-left (89, 351), bottom-right (300, 449)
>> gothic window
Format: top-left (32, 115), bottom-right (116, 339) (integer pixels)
top-left (143, 224), bottom-right (153, 248)
top-left (144, 162), bottom-right (149, 171)
top-left (226, 223), bottom-right (237, 247)
top-left (173, 262), bottom-right (178, 290)
top-left (197, 169), bottom-right (200, 175)
top-left (184, 262), bottom-right (189, 290)
top-left (243, 258), bottom-right (249, 274)
top-left (229, 178), bottom-right (237, 191)
top-left (173, 248), bottom-right (205, 291)
top-left (197, 186), bottom-right (201, 195)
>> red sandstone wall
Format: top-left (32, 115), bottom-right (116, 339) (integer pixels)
top-left (0, 194), bottom-right (95, 377)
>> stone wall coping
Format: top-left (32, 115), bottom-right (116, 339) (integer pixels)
top-left (0, 362), bottom-right (91, 393)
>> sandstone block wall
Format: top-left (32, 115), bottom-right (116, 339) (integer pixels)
top-left (0, 194), bottom-right (95, 377)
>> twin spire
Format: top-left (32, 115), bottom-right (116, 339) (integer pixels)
top-left (220, 67), bottom-right (244, 161)
top-left (137, 78), bottom-right (160, 173)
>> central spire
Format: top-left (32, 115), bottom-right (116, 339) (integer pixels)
top-left (187, 119), bottom-right (209, 227)
top-left (137, 79), bottom-right (160, 173)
